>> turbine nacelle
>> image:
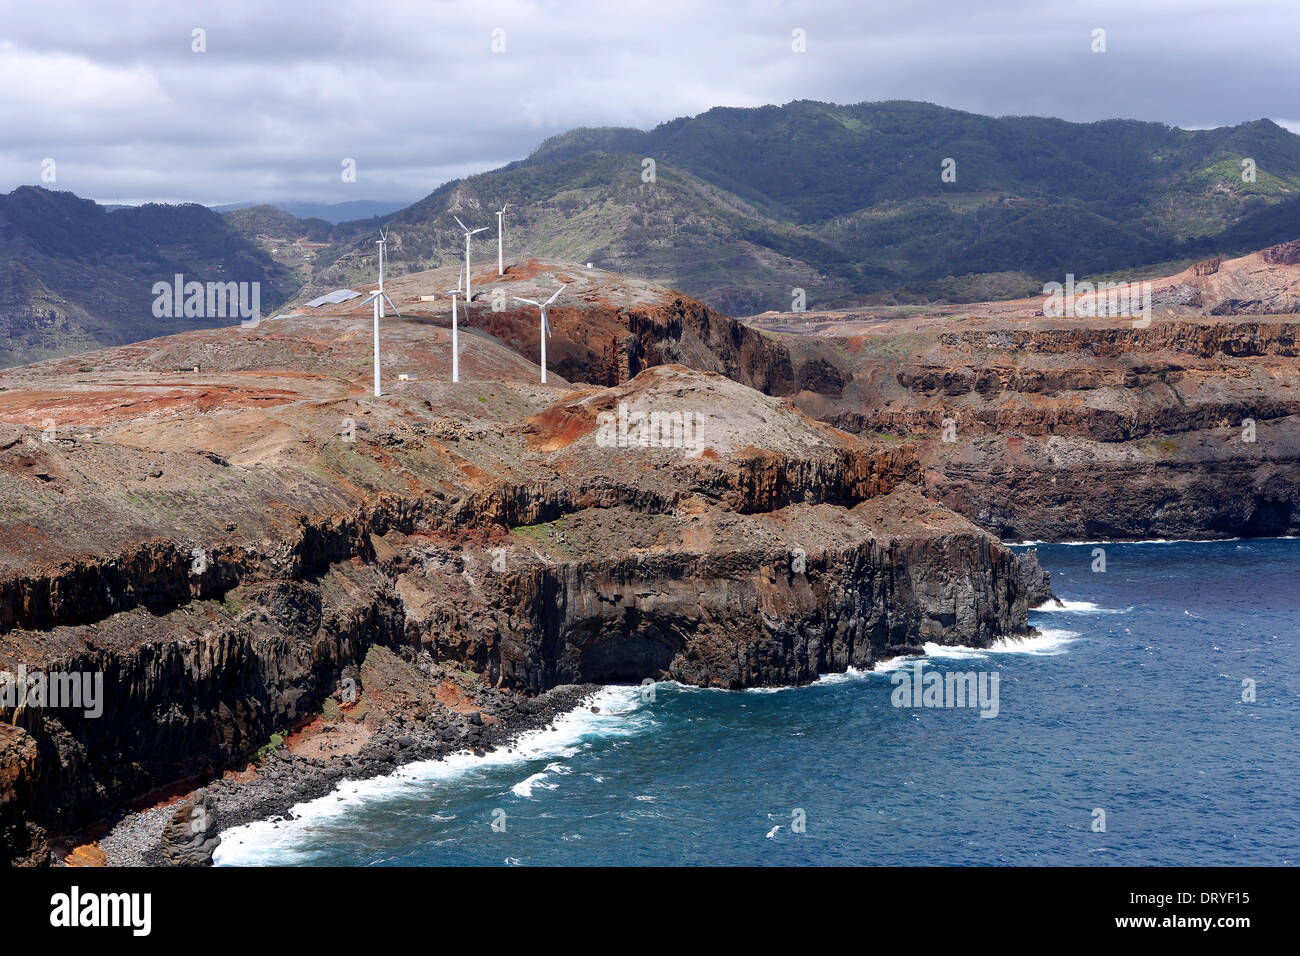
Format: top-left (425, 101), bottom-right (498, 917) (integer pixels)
top-left (453, 215), bottom-right (489, 238)
top-left (451, 215), bottom-right (488, 301)
top-left (360, 289), bottom-right (400, 317)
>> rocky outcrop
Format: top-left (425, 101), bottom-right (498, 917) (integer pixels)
top-left (0, 327), bottom-right (1040, 865)
top-left (1013, 549), bottom-right (1053, 607)
top-left (0, 563), bottom-right (406, 864)
top-left (407, 511), bottom-right (1032, 690)
top-left (159, 792), bottom-right (219, 866)
top-left (731, 276), bottom-right (1300, 541)
top-left (1262, 240), bottom-right (1300, 266)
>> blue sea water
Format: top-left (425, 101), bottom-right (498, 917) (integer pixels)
top-left (214, 539), bottom-right (1300, 866)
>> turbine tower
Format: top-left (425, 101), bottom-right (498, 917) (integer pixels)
top-left (359, 264), bottom-right (400, 397)
top-left (495, 202), bottom-right (508, 276)
top-left (446, 283), bottom-right (463, 383)
top-left (512, 284), bottom-right (566, 384)
top-left (452, 215), bottom-right (488, 303)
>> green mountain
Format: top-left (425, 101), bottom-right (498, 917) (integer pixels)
top-left (211, 198), bottom-right (413, 224)
top-left (4, 101), bottom-right (1299, 363)
top-left (309, 100), bottom-right (1300, 315)
top-left (0, 187), bottom-right (299, 366)
top-left (223, 204), bottom-right (334, 244)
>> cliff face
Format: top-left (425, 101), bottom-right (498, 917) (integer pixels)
top-left (694, 249), bottom-right (1300, 541)
top-left (0, 293), bottom-right (1037, 864)
top-left (384, 436), bottom-right (1027, 692)
top-left (407, 511), bottom-right (1027, 690)
top-left (874, 322), bottom-right (1300, 539)
top-left (467, 264), bottom-right (1296, 541)
top-left (0, 564), bottom-right (403, 864)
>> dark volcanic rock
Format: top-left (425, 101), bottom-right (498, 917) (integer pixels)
top-left (1013, 549), bottom-right (1054, 607)
top-left (159, 792), bottom-right (220, 866)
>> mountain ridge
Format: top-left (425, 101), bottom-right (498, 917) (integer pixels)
top-left (4, 100), bottom-right (1300, 365)
top-left (301, 100), bottom-right (1300, 315)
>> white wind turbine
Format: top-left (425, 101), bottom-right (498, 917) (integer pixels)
top-left (512, 284), bottom-right (566, 384)
top-left (376, 227), bottom-right (390, 317)
top-left (452, 215), bottom-right (488, 303)
top-left (495, 202), bottom-right (508, 275)
top-left (359, 242), bottom-right (400, 396)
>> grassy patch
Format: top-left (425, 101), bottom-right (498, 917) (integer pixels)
top-left (510, 516), bottom-right (597, 560)
top-left (254, 730), bottom-right (289, 761)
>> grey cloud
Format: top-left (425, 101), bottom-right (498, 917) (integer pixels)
top-left (1, 0), bottom-right (1296, 204)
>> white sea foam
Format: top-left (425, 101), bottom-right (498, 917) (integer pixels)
top-left (810, 667), bottom-right (871, 686)
top-left (812, 628), bottom-right (1080, 686)
top-left (1013, 537), bottom-right (1241, 546)
top-left (1031, 599), bottom-right (1130, 614)
top-left (666, 679), bottom-right (796, 695)
top-left (869, 657), bottom-right (916, 674)
top-left (919, 642), bottom-right (989, 661)
top-left (812, 659), bottom-right (913, 685)
top-left (988, 629), bottom-right (1080, 655)
top-left (913, 630), bottom-right (1081, 659)
top-left (212, 685), bottom-right (647, 866)
top-left (1033, 598), bottom-right (1100, 612)
top-left (916, 629), bottom-right (1081, 660)
top-left (511, 761), bottom-right (571, 798)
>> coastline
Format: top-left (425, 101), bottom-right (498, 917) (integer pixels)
top-left (100, 625), bottom-right (1070, 867)
top-left (93, 681), bottom-right (601, 867)
top-left (132, 537), bottom-right (1299, 866)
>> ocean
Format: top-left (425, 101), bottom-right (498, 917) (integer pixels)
top-left (213, 538), bottom-right (1300, 866)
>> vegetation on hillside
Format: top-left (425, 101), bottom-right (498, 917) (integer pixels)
top-left (308, 101), bottom-right (1300, 315)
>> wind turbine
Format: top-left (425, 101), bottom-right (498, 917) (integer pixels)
top-left (359, 259), bottom-right (400, 397)
top-left (452, 215), bottom-right (488, 303)
top-left (376, 228), bottom-right (391, 317)
top-left (495, 202), bottom-right (508, 275)
top-left (512, 284), bottom-right (566, 384)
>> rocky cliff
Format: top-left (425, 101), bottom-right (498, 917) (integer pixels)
top-left (723, 245), bottom-right (1300, 540)
top-left (0, 277), bottom-right (1038, 864)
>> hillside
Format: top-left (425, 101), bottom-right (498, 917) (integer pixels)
top-left (256, 244), bottom-right (1300, 542)
top-left (0, 188), bottom-right (300, 366)
top-left (737, 240), bottom-right (1300, 539)
top-left (2, 240), bottom-right (1296, 864)
top-left (0, 258), bottom-right (1038, 864)
top-left (306, 100), bottom-right (1300, 315)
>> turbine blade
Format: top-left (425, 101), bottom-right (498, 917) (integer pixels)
top-left (383, 293), bottom-right (400, 317)
top-left (513, 297), bottom-right (539, 306)
top-left (360, 292), bottom-right (381, 305)
top-left (471, 227), bottom-right (489, 235)
top-left (542, 311), bottom-right (551, 338)
top-left (453, 215), bottom-right (467, 231)
top-left (544, 284), bottom-right (567, 305)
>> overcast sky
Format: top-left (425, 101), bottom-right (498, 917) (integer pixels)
top-left (2, 0), bottom-right (1297, 206)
